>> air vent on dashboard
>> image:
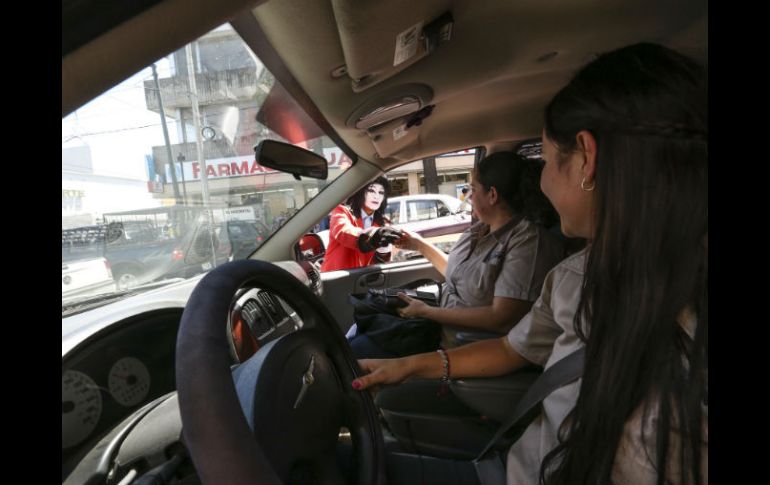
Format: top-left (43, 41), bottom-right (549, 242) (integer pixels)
top-left (241, 298), bottom-right (272, 337)
top-left (257, 291), bottom-right (285, 323)
top-left (242, 299), bottom-right (260, 321)
top-left (300, 260), bottom-right (323, 296)
top-left (308, 266), bottom-right (321, 292)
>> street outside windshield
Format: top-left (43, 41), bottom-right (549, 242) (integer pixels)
top-left (62, 23), bottom-right (351, 312)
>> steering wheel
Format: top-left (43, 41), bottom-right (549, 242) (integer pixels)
top-left (176, 259), bottom-right (386, 484)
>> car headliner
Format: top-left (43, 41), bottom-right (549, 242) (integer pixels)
top-left (62, 0), bottom-right (707, 172)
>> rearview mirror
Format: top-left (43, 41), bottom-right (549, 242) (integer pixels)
top-left (254, 140), bottom-right (328, 180)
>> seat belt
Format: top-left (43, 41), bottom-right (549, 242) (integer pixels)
top-left (472, 346), bottom-right (586, 484)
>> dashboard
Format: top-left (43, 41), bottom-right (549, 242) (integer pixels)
top-left (62, 311), bottom-right (180, 480)
top-left (62, 259), bottom-right (322, 482)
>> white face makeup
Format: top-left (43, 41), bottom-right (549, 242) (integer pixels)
top-left (364, 183), bottom-right (385, 212)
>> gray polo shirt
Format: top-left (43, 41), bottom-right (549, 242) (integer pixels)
top-left (505, 247), bottom-right (588, 485)
top-left (439, 217), bottom-right (565, 348)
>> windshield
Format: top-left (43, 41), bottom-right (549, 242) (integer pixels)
top-left (62, 23), bottom-right (351, 312)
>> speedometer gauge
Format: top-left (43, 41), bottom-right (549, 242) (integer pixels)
top-left (108, 357), bottom-right (151, 406)
top-left (62, 370), bottom-right (102, 449)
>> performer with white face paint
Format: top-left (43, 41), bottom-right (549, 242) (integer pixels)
top-left (320, 176), bottom-right (404, 272)
top-left (363, 183), bottom-right (385, 217)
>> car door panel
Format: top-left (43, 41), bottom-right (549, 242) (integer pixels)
top-left (320, 259), bottom-right (443, 333)
top-left (357, 272), bottom-right (385, 288)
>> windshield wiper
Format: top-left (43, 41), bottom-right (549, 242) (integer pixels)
top-left (62, 291), bottom-right (137, 317)
top-left (61, 278), bottom-right (186, 316)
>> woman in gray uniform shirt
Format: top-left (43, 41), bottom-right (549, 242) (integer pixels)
top-left (395, 151), bottom-right (566, 348)
top-left (354, 43), bottom-right (707, 485)
top-left (348, 151), bottom-right (566, 358)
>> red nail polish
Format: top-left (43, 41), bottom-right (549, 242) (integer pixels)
top-left (352, 380), bottom-right (362, 390)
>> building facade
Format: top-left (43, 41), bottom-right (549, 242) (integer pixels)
top-left (142, 25), bottom-right (474, 226)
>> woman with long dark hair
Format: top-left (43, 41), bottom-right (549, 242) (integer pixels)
top-left (537, 41), bottom-right (708, 485)
top-left (321, 176), bottom-right (403, 272)
top-left (353, 42), bottom-right (707, 485)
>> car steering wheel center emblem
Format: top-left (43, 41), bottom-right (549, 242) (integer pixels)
top-left (293, 354), bottom-right (316, 409)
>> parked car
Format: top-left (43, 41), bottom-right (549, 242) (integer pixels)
top-left (226, 219), bottom-right (271, 260)
top-left (63, 216), bottom-right (269, 294)
top-left (385, 193), bottom-right (471, 237)
top-left (62, 220), bottom-right (233, 292)
top-left (61, 257), bottom-right (115, 300)
top-left (107, 220), bottom-right (233, 290)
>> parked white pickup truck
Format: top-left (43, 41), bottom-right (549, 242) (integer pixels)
top-left (62, 257), bottom-right (116, 300)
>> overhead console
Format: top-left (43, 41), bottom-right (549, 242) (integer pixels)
top-left (328, 1), bottom-right (453, 159)
top-left (344, 83), bottom-right (435, 158)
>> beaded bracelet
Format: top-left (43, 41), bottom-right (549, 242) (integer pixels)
top-left (437, 349), bottom-right (450, 384)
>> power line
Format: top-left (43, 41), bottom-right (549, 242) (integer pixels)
top-left (62, 121), bottom-right (180, 138)
top-left (62, 167), bottom-right (150, 181)
top-left (63, 103), bottom-right (262, 139)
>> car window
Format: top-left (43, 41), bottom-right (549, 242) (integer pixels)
top-left (125, 224), bottom-right (158, 243)
top-left (436, 200), bottom-right (451, 217)
top-left (62, 22), bottom-right (353, 309)
top-left (384, 202), bottom-right (401, 223)
top-left (312, 149), bottom-right (477, 266)
top-left (407, 200), bottom-right (438, 221)
top-left (382, 148), bottom-right (477, 260)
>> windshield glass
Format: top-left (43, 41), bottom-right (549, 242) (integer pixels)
top-left (62, 23), bottom-right (351, 312)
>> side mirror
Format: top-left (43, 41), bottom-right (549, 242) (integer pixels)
top-left (254, 140), bottom-right (328, 180)
top-left (105, 222), bottom-right (125, 243)
top-left (294, 233), bottom-right (325, 263)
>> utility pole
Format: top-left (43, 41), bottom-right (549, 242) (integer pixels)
top-left (177, 153), bottom-right (188, 204)
top-left (151, 64), bottom-right (181, 204)
top-left (185, 43), bottom-right (217, 268)
top-left (423, 156), bottom-right (439, 194)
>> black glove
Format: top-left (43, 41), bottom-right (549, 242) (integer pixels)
top-left (358, 226), bottom-right (403, 252)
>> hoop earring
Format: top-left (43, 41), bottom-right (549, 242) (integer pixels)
top-left (581, 177), bottom-right (595, 192)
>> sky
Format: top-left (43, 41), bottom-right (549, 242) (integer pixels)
top-left (62, 59), bottom-right (176, 182)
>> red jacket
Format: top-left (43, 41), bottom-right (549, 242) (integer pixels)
top-left (321, 205), bottom-right (385, 272)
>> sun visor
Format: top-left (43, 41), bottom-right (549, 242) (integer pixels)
top-left (256, 81), bottom-right (324, 144)
top-left (330, 0), bottom-right (454, 92)
top-left (367, 116), bottom-right (421, 159)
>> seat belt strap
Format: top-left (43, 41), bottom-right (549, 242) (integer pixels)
top-left (474, 346), bottom-right (585, 461)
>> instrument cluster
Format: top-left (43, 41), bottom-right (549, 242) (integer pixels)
top-left (62, 312), bottom-right (179, 475)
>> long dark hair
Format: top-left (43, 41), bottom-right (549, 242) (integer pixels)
top-left (476, 151), bottom-right (558, 227)
top-left (541, 43), bottom-right (707, 485)
top-left (346, 176), bottom-right (390, 226)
